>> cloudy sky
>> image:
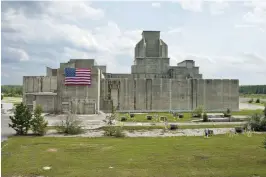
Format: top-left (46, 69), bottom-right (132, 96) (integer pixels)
top-left (1, 0), bottom-right (266, 85)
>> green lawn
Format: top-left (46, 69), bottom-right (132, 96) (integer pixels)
top-left (99, 124), bottom-right (244, 132)
top-left (2, 135), bottom-right (266, 177)
top-left (232, 109), bottom-right (264, 116)
top-left (240, 94), bottom-right (266, 99)
top-left (118, 109), bottom-right (264, 123)
top-left (118, 112), bottom-right (195, 122)
top-left (2, 96), bottom-right (22, 104)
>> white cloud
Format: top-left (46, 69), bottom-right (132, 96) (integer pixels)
top-left (1, 1), bottom-right (141, 75)
top-left (46, 1), bottom-right (104, 21)
top-left (242, 0), bottom-right (266, 30)
top-left (151, 2), bottom-right (161, 8)
top-left (2, 47), bottom-right (29, 63)
top-left (175, 0), bottom-right (203, 12)
top-left (209, 1), bottom-right (229, 15)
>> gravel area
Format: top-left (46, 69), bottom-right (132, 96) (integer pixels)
top-left (44, 128), bottom-right (236, 138)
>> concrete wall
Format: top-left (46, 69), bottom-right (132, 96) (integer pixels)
top-left (35, 95), bottom-right (55, 113)
top-left (23, 76), bottom-right (57, 93)
top-left (103, 77), bottom-right (239, 112)
top-left (192, 79), bottom-right (239, 111)
top-left (55, 59), bottom-right (100, 114)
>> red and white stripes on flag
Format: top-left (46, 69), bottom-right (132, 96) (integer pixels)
top-left (64, 68), bottom-right (91, 85)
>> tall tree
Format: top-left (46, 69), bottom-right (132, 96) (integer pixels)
top-left (9, 103), bottom-right (32, 135)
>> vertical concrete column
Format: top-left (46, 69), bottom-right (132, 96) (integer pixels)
top-left (169, 79), bottom-right (172, 110)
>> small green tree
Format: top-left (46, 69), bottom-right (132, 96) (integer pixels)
top-left (31, 105), bottom-right (48, 136)
top-left (193, 105), bottom-right (204, 117)
top-left (203, 112), bottom-right (208, 122)
top-left (9, 103), bottom-right (32, 135)
top-left (263, 138), bottom-right (266, 150)
top-left (256, 98), bottom-right (260, 103)
top-left (248, 98), bottom-right (253, 103)
top-left (263, 103), bottom-right (266, 118)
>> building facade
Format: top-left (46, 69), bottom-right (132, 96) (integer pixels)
top-left (23, 31), bottom-right (239, 114)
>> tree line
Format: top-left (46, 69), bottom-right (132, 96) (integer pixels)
top-left (1, 84), bottom-right (266, 97)
top-left (239, 85), bottom-right (266, 94)
top-left (1, 85), bottom-right (22, 97)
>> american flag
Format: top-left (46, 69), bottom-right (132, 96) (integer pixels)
top-left (64, 68), bottom-right (91, 85)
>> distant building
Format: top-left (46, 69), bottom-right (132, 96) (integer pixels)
top-left (23, 31), bottom-right (239, 114)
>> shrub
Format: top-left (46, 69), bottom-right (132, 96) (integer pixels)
top-left (121, 117), bottom-right (127, 122)
top-left (235, 126), bottom-right (244, 133)
top-left (1, 94), bottom-right (3, 100)
top-left (224, 108), bottom-right (231, 117)
top-left (130, 113), bottom-right (134, 118)
top-left (248, 98), bottom-right (253, 103)
top-left (9, 103), bottom-right (32, 135)
top-left (169, 124), bottom-right (178, 130)
top-left (256, 98), bottom-right (260, 103)
top-left (245, 113), bottom-right (266, 132)
top-left (103, 126), bottom-right (125, 138)
top-left (56, 113), bottom-right (84, 135)
top-left (263, 104), bottom-right (266, 118)
top-left (146, 115), bottom-right (152, 120)
top-left (172, 112), bottom-right (178, 117)
top-left (193, 106), bottom-right (204, 117)
top-left (203, 113), bottom-right (208, 122)
top-left (31, 105), bottom-right (48, 136)
top-left (263, 138), bottom-right (266, 150)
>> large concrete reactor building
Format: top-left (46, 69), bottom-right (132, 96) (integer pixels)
top-left (23, 31), bottom-right (239, 114)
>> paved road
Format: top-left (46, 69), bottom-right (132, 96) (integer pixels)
top-left (1, 114), bottom-right (15, 142)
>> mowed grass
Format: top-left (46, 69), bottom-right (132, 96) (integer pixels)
top-left (118, 109), bottom-right (264, 123)
top-left (2, 135), bottom-right (266, 177)
top-left (232, 109), bottom-right (264, 116)
top-left (240, 94), bottom-right (266, 99)
top-left (99, 124), bottom-right (244, 132)
top-left (118, 112), bottom-right (194, 122)
top-left (2, 96), bottom-right (22, 104)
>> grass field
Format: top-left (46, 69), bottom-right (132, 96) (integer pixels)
top-left (118, 109), bottom-right (263, 123)
top-left (2, 96), bottom-right (22, 104)
top-left (240, 94), bottom-right (266, 99)
top-left (118, 112), bottom-right (192, 122)
top-left (232, 109), bottom-right (264, 116)
top-left (2, 135), bottom-right (266, 177)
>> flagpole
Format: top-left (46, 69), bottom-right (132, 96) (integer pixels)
top-left (97, 68), bottom-right (100, 114)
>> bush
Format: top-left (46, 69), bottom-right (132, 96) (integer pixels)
top-left (263, 104), bottom-right (266, 118)
top-left (245, 113), bottom-right (266, 132)
top-left (263, 138), bottom-right (266, 150)
top-left (146, 115), bottom-right (152, 120)
top-left (256, 98), bottom-right (260, 103)
top-left (9, 103), bottom-right (32, 135)
top-left (56, 113), bottom-right (84, 135)
top-left (103, 126), bottom-right (125, 138)
top-left (31, 105), bottom-right (48, 136)
top-left (1, 94), bottom-right (3, 100)
top-left (193, 106), bottom-right (204, 117)
top-left (203, 113), bottom-right (208, 122)
top-left (248, 98), bottom-right (253, 103)
top-left (169, 124), bottom-right (178, 130)
top-left (130, 113), bottom-right (135, 118)
top-left (121, 117), bottom-right (127, 122)
top-left (224, 108), bottom-right (231, 117)
top-left (235, 126), bottom-right (244, 133)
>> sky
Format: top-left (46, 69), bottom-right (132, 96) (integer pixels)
top-left (1, 0), bottom-right (266, 85)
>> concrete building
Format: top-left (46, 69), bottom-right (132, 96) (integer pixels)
top-left (23, 31), bottom-right (239, 114)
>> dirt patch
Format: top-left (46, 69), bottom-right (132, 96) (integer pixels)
top-left (47, 148), bottom-right (58, 152)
